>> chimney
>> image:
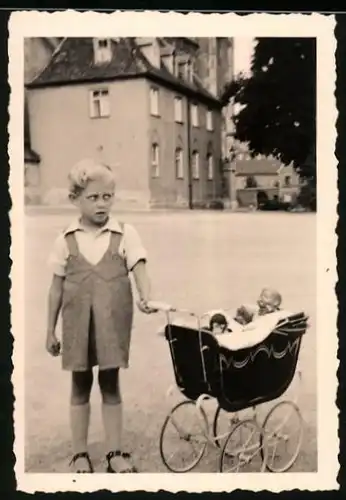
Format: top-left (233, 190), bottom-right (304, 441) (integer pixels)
top-left (136, 37), bottom-right (161, 68)
top-left (93, 38), bottom-right (112, 65)
top-left (207, 38), bottom-right (218, 97)
top-left (175, 53), bottom-right (193, 82)
top-left (160, 44), bottom-right (175, 73)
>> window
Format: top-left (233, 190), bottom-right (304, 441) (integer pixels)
top-left (177, 62), bottom-right (186, 80)
top-left (174, 97), bottom-right (183, 123)
top-left (206, 110), bottom-right (213, 131)
top-left (150, 88), bottom-right (159, 116)
top-left (175, 148), bottom-right (184, 179)
top-left (89, 88), bottom-right (110, 118)
top-left (98, 39), bottom-right (109, 49)
top-left (191, 104), bottom-right (199, 127)
top-left (94, 38), bottom-right (112, 64)
top-left (245, 176), bottom-right (258, 188)
top-left (284, 175), bottom-right (291, 187)
top-left (151, 143), bottom-right (159, 178)
top-left (192, 151), bottom-right (200, 180)
top-left (207, 153), bottom-right (214, 180)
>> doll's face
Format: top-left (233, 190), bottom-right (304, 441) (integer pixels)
top-left (211, 322), bottom-right (226, 335)
top-left (257, 289), bottom-right (280, 314)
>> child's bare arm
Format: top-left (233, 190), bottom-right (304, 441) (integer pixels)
top-left (131, 260), bottom-right (156, 313)
top-left (46, 274), bottom-right (64, 355)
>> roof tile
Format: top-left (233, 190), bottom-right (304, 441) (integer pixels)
top-left (27, 37), bottom-right (220, 106)
top-left (235, 159), bottom-right (281, 176)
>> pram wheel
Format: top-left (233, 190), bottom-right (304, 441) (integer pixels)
top-left (260, 400), bottom-right (304, 472)
top-left (219, 419), bottom-right (268, 473)
top-left (159, 400), bottom-right (208, 472)
top-left (213, 405), bottom-right (241, 449)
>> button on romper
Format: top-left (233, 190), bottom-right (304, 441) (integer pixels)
top-left (61, 227), bottom-right (134, 372)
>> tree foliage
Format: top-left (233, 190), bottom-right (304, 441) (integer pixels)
top-left (221, 38), bottom-right (316, 182)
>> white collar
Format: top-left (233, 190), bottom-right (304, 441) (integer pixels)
top-left (63, 216), bottom-right (123, 236)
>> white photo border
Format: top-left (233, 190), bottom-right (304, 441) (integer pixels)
top-left (8, 10), bottom-right (338, 493)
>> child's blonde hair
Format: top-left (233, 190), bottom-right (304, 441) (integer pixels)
top-left (68, 158), bottom-right (115, 198)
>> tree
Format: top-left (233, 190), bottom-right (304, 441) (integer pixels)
top-left (221, 38), bottom-right (316, 184)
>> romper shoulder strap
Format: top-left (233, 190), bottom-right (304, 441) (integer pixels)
top-left (64, 232), bottom-right (79, 257)
top-left (109, 222), bottom-right (125, 255)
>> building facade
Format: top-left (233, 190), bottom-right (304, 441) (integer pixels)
top-left (195, 38), bottom-right (234, 197)
top-left (234, 157), bottom-right (301, 207)
top-left (24, 37), bottom-right (62, 203)
top-left (26, 37), bottom-right (230, 208)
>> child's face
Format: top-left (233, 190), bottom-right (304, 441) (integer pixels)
top-left (257, 290), bottom-right (278, 314)
top-left (74, 177), bottom-right (115, 226)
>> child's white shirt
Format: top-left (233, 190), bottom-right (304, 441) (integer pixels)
top-left (48, 216), bottom-right (147, 276)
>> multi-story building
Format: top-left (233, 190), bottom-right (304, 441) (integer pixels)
top-left (24, 37), bottom-right (62, 202)
top-left (194, 38), bottom-right (234, 199)
top-left (26, 37), bottom-right (233, 208)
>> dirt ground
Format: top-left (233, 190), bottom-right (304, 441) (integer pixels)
top-left (24, 210), bottom-right (317, 473)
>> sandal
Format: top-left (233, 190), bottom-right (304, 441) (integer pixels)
top-left (70, 451), bottom-right (94, 473)
top-left (106, 450), bottom-right (138, 473)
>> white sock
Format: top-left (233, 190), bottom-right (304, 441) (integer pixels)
top-left (70, 403), bottom-right (90, 454)
top-left (102, 402), bottom-right (123, 452)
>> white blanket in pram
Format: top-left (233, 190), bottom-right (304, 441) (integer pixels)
top-left (160, 309), bottom-right (293, 352)
top-left (213, 309), bottom-right (293, 351)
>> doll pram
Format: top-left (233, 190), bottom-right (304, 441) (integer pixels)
top-left (153, 303), bottom-right (309, 473)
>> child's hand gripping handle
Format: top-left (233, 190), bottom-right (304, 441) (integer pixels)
top-left (146, 301), bottom-right (176, 313)
top-left (137, 300), bottom-right (174, 314)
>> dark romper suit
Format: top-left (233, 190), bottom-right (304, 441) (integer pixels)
top-left (61, 226), bottom-right (134, 372)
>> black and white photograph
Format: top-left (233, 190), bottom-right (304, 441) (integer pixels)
top-left (9, 11), bottom-right (337, 493)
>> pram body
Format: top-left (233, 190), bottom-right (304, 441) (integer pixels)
top-left (156, 304), bottom-right (308, 473)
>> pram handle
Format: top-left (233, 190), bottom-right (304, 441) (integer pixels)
top-left (147, 301), bottom-right (210, 321)
top-left (147, 301), bottom-right (176, 313)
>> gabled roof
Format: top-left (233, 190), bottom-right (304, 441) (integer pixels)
top-left (27, 37), bottom-right (220, 108)
top-left (235, 159), bottom-right (281, 176)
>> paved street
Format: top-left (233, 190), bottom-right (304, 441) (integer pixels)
top-left (24, 210), bottom-right (317, 472)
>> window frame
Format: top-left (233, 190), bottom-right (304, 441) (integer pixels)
top-left (191, 150), bottom-right (200, 180)
top-left (151, 143), bottom-right (160, 178)
top-left (95, 38), bottom-right (112, 64)
top-left (150, 87), bottom-right (160, 117)
top-left (206, 109), bottom-right (213, 131)
top-left (191, 103), bottom-right (199, 127)
top-left (175, 147), bottom-right (184, 179)
top-left (174, 96), bottom-right (183, 123)
top-left (207, 153), bottom-right (214, 180)
top-left (177, 61), bottom-right (186, 80)
top-left (89, 87), bottom-right (110, 119)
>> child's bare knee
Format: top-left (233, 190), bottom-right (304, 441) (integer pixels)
top-left (98, 368), bottom-right (121, 404)
top-left (71, 370), bottom-right (93, 404)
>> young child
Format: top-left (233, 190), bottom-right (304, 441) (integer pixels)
top-left (46, 158), bottom-right (156, 474)
top-left (234, 288), bottom-right (282, 325)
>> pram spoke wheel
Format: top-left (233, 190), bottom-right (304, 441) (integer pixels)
top-left (260, 400), bottom-right (304, 472)
top-left (159, 400), bottom-right (208, 473)
top-left (213, 405), bottom-right (241, 450)
top-left (219, 419), bottom-right (267, 473)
